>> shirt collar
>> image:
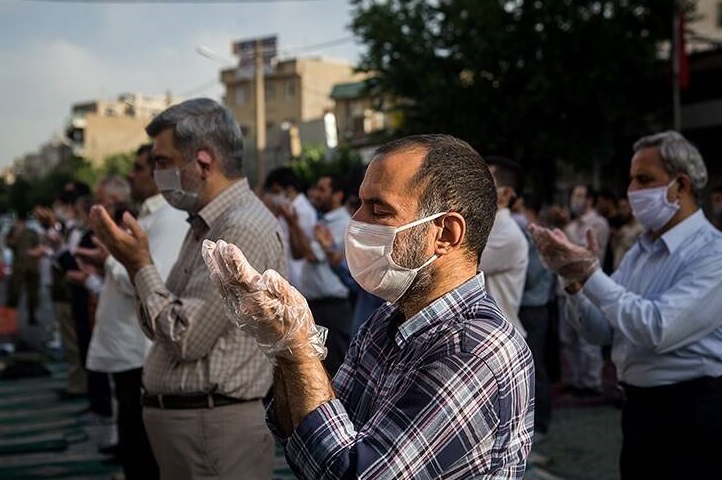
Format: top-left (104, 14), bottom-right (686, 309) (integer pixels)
top-left (322, 206), bottom-right (348, 223)
top-left (139, 193), bottom-right (167, 218)
top-left (659, 209), bottom-right (706, 254)
top-left (395, 272), bottom-right (487, 348)
top-left (199, 178), bottom-right (251, 224)
top-left (496, 207), bottom-right (511, 219)
top-left (188, 178), bottom-right (252, 239)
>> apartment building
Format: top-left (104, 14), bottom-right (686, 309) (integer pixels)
top-left (65, 92), bottom-right (182, 166)
top-left (221, 56), bottom-right (362, 141)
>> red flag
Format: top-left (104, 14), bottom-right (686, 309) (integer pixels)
top-left (678, 10), bottom-right (689, 90)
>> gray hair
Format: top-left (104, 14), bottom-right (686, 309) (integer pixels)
top-left (145, 98), bottom-right (244, 178)
top-left (633, 131), bottom-right (707, 199)
top-left (98, 175), bottom-right (131, 204)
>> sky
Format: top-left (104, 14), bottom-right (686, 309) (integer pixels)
top-left (0, 0), bottom-right (362, 169)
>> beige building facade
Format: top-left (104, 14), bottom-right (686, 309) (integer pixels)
top-left (66, 93), bottom-right (181, 166)
top-left (690, 0), bottom-right (722, 50)
top-left (221, 57), bottom-right (363, 141)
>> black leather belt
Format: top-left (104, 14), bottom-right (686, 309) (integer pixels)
top-left (142, 393), bottom-right (259, 409)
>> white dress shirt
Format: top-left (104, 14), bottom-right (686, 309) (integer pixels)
top-left (299, 206), bottom-right (351, 300)
top-left (86, 194), bottom-right (187, 373)
top-left (480, 208), bottom-right (529, 336)
top-left (278, 193), bottom-right (318, 289)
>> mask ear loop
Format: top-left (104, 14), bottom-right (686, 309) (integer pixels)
top-left (394, 211), bottom-right (448, 233)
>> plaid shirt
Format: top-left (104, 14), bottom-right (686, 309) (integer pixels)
top-left (135, 178), bottom-right (287, 398)
top-left (271, 273), bottom-right (535, 479)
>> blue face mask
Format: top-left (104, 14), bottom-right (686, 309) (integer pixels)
top-left (153, 161), bottom-right (200, 212)
top-left (627, 179), bottom-right (679, 232)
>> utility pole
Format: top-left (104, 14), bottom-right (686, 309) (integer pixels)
top-left (255, 38), bottom-right (266, 187)
top-left (672, 4), bottom-right (681, 131)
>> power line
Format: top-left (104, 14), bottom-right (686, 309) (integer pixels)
top-left (178, 78), bottom-right (220, 97)
top-left (281, 37), bottom-right (354, 55)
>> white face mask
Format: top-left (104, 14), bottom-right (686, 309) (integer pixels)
top-left (570, 199), bottom-right (587, 218)
top-left (153, 162), bottom-right (200, 212)
top-left (627, 179), bottom-right (679, 232)
top-left (344, 212), bottom-right (446, 303)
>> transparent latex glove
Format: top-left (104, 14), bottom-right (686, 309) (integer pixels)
top-left (528, 224), bottom-right (600, 285)
top-left (202, 239), bottom-right (327, 363)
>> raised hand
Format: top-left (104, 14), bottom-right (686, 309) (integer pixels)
top-left (202, 239), bottom-right (327, 363)
top-left (89, 206), bottom-right (151, 279)
top-left (529, 223), bottom-right (600, 284)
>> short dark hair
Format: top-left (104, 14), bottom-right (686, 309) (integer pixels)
top-left (374, 134), bottom-right (497, 262)
top-left (569, 184), bottom-right (597, 204)
top-left (321, 173), bottom-right (348, 204)
top-left (523, 192), bottom-right (543, 214)
top-left (58, 181), bottom-right (91, 205)
top-left (485, 156), bottom-right (524, 195)
top-left (264, 166), bottom-right (304, 193)
top-left (597, 188), bottom-right (618, 203)
top-left (136, 143), bottom-right (153, 158)
top-left (136, 143), bottom-right (154, 169)
top-left (145, 98), bottom-right (244, 178)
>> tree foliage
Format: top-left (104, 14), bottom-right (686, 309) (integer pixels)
top-left (350, 0), bottom-right (681, 198)
top-left (0, 149), bottom-right (135, 215)
top-left (290, 144), bottom-right (366, 192)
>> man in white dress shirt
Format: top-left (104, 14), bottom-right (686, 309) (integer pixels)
top-left (480, 156), bottom-right (529, 336)
top-left (78, 144), bottom-right (187, 479)
top-left (263, 166), bottom-right (318, 289)
top-left (560, 184), bottom-right (610, 396)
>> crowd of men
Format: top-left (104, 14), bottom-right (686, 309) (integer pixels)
top-left (2, 97), bottom-right (722, 480)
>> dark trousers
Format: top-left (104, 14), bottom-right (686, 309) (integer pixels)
top-left (308, 298), bottom-right (352, 378)
top-left (6, 268), bottom-right (39, 324)
top-left (113, 369), bottom-right (159, 480)
top-left (620, 376), bottom-right (722, 479)
top-left (519, 305), bottom-right (551, 434)
top-left (71, 284), bottom-right (112, 417)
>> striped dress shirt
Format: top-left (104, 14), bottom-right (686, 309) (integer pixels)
top-left (134, 178), bottom-right (287, 399)
top-left (270, 273), bottom-right (535, 479)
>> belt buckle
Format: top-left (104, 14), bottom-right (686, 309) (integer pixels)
top-left (208, 394), bottom-right (215, 408)
top-left (158, 394), bottom-right (165, 409)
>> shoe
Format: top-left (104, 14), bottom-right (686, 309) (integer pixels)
top-left (98, 443), bottom-right (120, 455)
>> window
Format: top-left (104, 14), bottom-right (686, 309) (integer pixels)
top-left (235, 87), bottom-right (248, 106)
top-left (285, 80), bottom-right (296, 100)
top-left (265, 84), bottom-right (276, 101)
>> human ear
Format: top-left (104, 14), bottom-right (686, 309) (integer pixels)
top-left (434, 213), bottom-right (466, 255)
top-left (196, 149), bottom-right (214, 176)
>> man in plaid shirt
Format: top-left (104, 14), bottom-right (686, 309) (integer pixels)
top-left (213, 134), bottom-right (535, 479)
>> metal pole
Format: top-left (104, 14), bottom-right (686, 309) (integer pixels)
top-left (255, 39), bottom-right (266, 187)
top-left (672, 4), bottom-right (681, 131)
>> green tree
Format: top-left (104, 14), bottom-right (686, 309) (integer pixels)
top-left (290, 144), bottom-right (365, 191)
top-left (350, 0), bottom-right (682, 199)
top-left (102, 151), bottom-right (134, 177)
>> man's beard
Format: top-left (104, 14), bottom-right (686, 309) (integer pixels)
top-left (392, 224), bottom-right (434, 304)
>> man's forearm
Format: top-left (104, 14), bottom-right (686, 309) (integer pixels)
top-left (287, 222), bottom-right (316, 261)
top-left (273, 359), bottom-right (335, 437)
